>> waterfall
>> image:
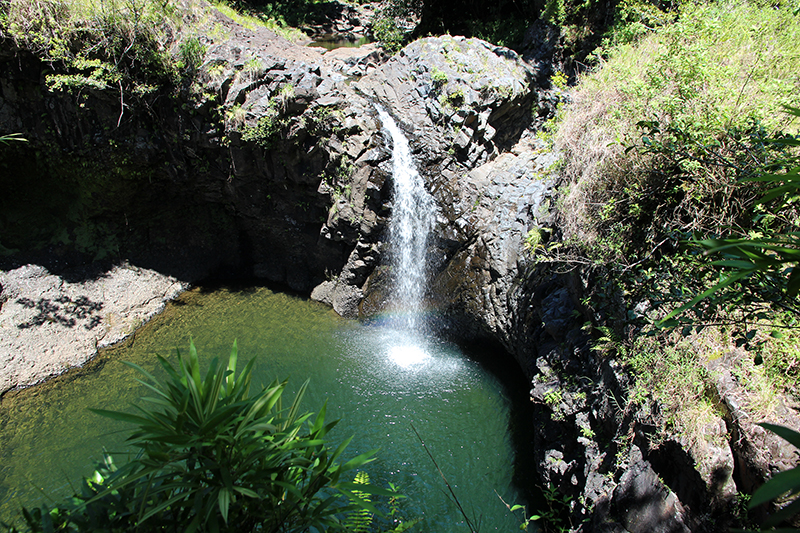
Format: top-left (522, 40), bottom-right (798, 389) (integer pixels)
top-left (376, 105), bottom-right (438, 332)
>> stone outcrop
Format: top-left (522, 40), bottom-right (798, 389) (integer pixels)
top-left (310, 34), bottom-right (731, 532)
top-left (310, 35), bottom-right (545, 318)
top-left (356, 35), bottom-right (537, 171)
top-left (0, 264), bottom-right (186, 395)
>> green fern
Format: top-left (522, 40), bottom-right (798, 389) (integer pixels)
top-left (345, 472), bottom-right (374, 532)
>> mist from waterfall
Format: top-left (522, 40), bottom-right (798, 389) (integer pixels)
top-left (376, 105), bottom-right (438, 333)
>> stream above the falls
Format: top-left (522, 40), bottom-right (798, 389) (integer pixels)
top-left (0, 284), bottom-right (535, 531)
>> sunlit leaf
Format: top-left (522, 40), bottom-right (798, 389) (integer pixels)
top-left (749, 467), bottom-right (800, 508)
top-left (760, 423), bottom-right (800, 450)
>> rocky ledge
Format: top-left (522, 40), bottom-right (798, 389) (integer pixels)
top-left (0, 264), bottom-right (186, 396)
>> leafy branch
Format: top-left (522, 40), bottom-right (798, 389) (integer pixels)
top-left (659, 106), bottom-right (800, 329)
top-left (733, 424), bottom-right (800, 532)
top-left (0, 133), bottom-right (27, 144)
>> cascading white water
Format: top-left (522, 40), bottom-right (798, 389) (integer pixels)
top-left (376, 105), bottom-right (438, 332)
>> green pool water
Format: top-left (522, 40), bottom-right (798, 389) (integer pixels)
top-left (0, 285), bottom-right (535, 531)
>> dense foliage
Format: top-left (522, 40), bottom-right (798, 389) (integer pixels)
top-left (660, 109), bottom-right (800, 328)
top-left (543, 0), bottom-right (800, 517)
top-left (1, 342), bottom-right (408, 532)
top-left (552, 0), bottom-right (800, 339)
top-left (0, 0), bottom-right (194, 96)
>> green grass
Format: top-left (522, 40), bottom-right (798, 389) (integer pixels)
top-left (0, 0), bottom-right (205, 93)
top-left (1, 0), bottom-right (183, 59)
top-left (620, 333), bottom-right (725, 448)
top-left (560, 0), bottom-right (800, 142)
top-left (617, 318), bottom-right (799, 448)
top-left (0, 0), bottom-right (309, 95)
top-left (550, 0), bottom-right (800, 454)
top-left (555, 0), bottom-right (800, 248)
top-left (608, 2), bottom-right (799, 135)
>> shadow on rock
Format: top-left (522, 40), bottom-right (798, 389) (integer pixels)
top-left (16, 295), bottom-right (103, 330)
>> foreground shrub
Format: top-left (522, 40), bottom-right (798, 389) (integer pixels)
top-left (1, 342), bottom-right (399, 532)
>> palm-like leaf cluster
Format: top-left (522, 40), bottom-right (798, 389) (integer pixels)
top-left (3, 341), bottom-right (389, 532)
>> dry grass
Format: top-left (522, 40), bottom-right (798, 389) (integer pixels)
top-left (625, 333), bottom-right (724, 446)
top-left (225, 103), bottom-right (248, 130)
top-left (553, 1), bottom-right (800, 249)
top-left (732, 356), bottom-right (782, 419)
top-left (554, 85), bottom-right (633, 244)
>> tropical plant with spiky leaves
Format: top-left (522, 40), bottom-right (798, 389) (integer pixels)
top-left (2, 341), bottom-right (398, 532)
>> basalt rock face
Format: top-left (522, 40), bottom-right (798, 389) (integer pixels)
top-left (356, 35), bottom-right (538, 174)
top-left (199, 43), bottom-right (383, 292)
top-left (0, 48), bottom-right (238, 282)
top-left (313, 35), bottom-right (552, 319)
top-left (0, 12), bottom-right (381, 291)
top-left (0, 23), bottom-right (549, 318)
top-left (345, 36), bottom-right (551, 321)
